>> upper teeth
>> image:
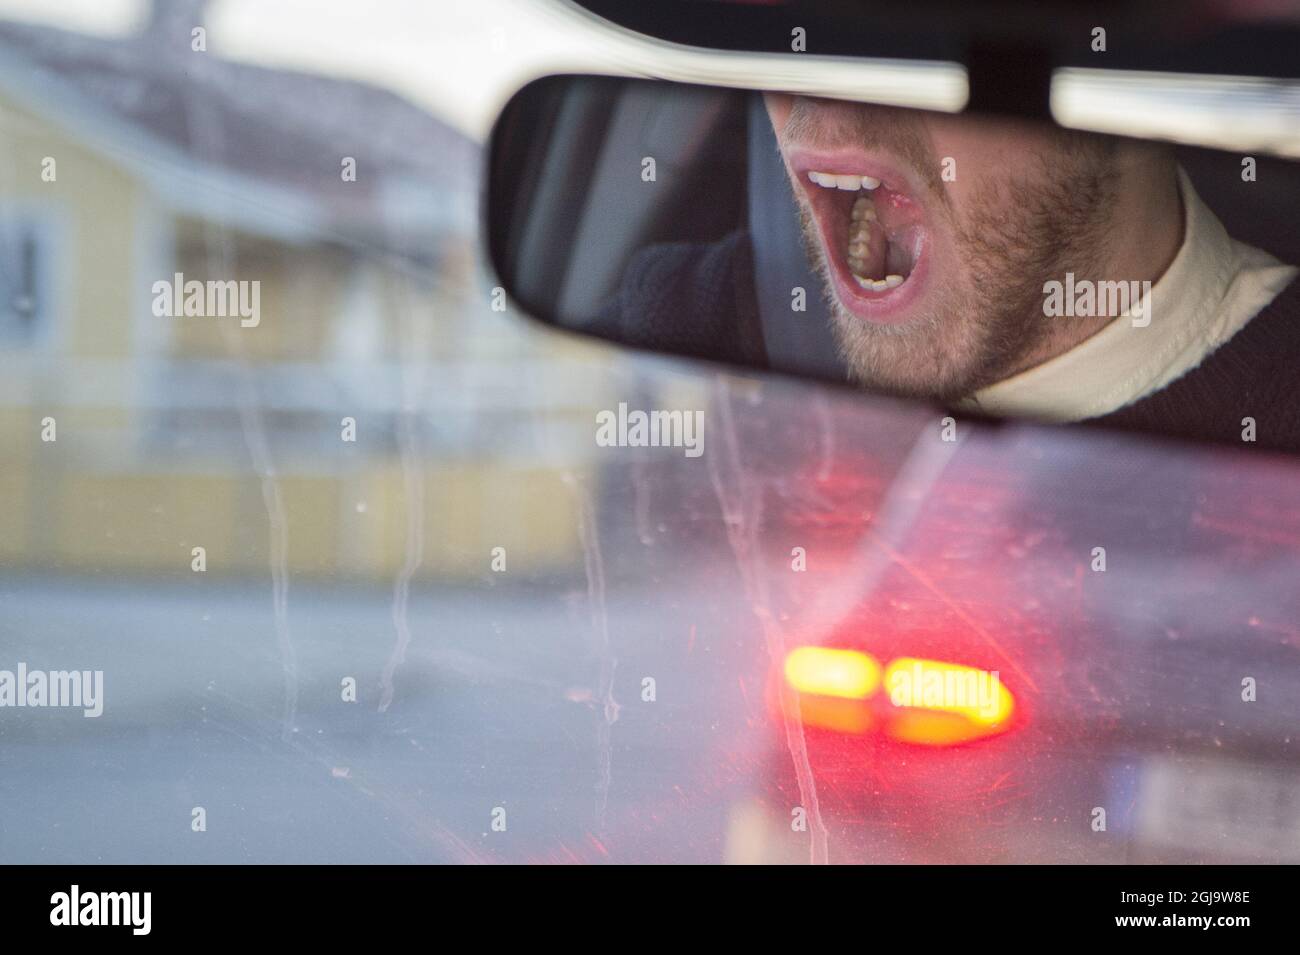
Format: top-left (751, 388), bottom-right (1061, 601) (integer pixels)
top-left (851, 196), bottom-right (876, 221)
top-left (808, 171), bottom-right (881, 191)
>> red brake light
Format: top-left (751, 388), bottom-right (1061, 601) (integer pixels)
top-left (782, 648), bottom-right (1017, 746)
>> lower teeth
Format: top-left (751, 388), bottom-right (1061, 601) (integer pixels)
top-left (846, 194), bottom-right (906, 291)
top-left (853, 274), bottom-right (904, 291)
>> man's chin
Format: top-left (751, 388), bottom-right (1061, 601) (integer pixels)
top-left (828, 303), bottom-right (989, 402)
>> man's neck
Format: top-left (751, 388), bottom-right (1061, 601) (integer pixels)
top-left (1006, 158), bottom-right (1185, 378)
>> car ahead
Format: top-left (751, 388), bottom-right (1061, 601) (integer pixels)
top-left (552, 376), bottom-right (1300, 865)
top-left (746, 408), bottom-right (1300, 864)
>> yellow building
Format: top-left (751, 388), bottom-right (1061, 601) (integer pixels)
top-left (0, 19), bottom-right (594, 583)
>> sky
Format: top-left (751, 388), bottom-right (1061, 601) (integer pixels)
top-left (0, 0), bottom-right (633, 140)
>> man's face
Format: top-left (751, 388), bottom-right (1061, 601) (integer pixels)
top-left (764, 94), bottom-right (1125, 399)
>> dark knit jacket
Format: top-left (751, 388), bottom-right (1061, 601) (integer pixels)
top-left (594, 231), bottom-right (1300, 454)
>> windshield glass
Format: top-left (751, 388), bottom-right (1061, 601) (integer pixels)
top-left (2, 0), bottom-right (1298, 865)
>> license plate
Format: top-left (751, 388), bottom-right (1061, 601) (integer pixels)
top-left (1134, 755), bottom-right (1300, 862)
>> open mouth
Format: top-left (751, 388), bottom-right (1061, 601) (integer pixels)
top-left (792, 154), bottom-right (931, 323)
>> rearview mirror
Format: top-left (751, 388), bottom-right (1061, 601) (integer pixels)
top-left (487, 75), bottom-right (1300, 452)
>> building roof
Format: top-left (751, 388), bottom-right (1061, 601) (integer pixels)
top-left (0, 10), bottom-right (478, 251)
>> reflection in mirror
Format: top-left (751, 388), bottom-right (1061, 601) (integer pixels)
top-left (488, 76), bottom-right (1300, 453)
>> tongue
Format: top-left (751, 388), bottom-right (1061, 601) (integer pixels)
top-left (885, 225), bottom-right (920, 278)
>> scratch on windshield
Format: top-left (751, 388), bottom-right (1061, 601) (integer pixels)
top-left (379, 280), bottom-right (430, 713)
top-left (707, 376), bottom-right (830, 864)
top-left (565, 472), bottom-right (621, 831)
top-left (186, 93), bottom-right (300, 741)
